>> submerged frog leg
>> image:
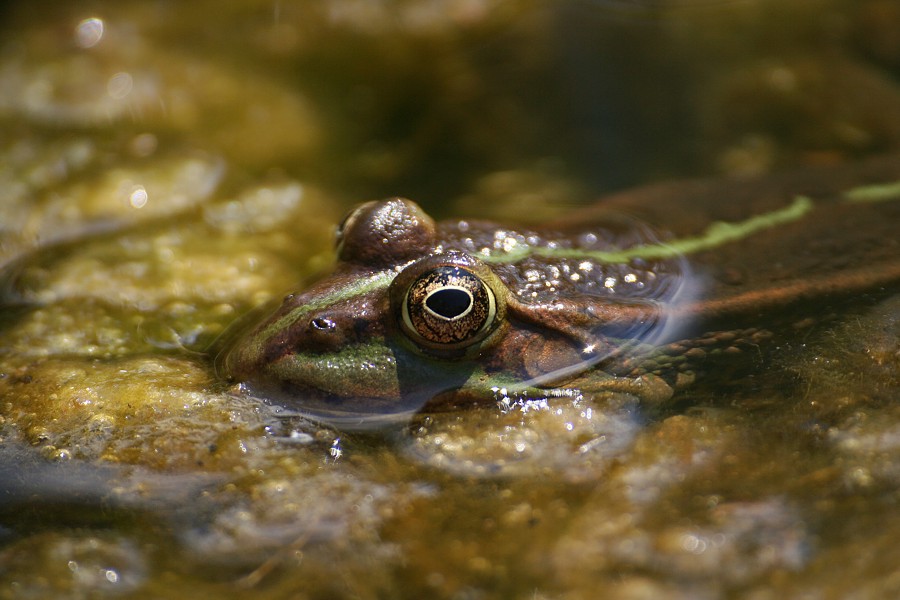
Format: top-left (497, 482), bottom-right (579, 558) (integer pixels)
top-left (566, 372), bottom-right (675, 404)
top-left (498, 370), bottom-right (675, 405)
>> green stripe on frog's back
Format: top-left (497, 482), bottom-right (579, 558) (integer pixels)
top-left (843, 180), bottom-right (900, 204)
top-left (481, 195), bottom-right (815, 264)
top-left (266, 198), bottom-right (810, 328)
top-left (677, 177), bottom-right (900, 319)
top-left (263, 175), bottom-right (900, 340)
top-left (483, 178), bottom-right (900, 265)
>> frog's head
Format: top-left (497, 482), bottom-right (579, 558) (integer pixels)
top-left (219, 198), bottom-right (688, 424)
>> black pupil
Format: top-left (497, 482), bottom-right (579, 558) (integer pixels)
top-left (426, 288), bottom-right (471, 319)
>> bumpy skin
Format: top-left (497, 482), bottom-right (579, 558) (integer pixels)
top-left (220, 155), bottom-right (900, 421)
top-left (564, 154), bottom-right (900, 322)
top-left (220, 198), bottom-right (689, 419)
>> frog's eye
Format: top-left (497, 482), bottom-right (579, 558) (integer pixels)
top-left (400, 265), bottom-right (497, 350)
top-left (391, 253), bottom-right (509, 354)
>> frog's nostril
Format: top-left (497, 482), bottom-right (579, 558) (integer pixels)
top-left (310, 317), bottom-right (336, 332)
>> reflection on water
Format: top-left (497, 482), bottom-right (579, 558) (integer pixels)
top-left (1, 0), bottom-right (899, 598)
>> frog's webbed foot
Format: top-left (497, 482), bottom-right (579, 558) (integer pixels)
top-left (502, 372), bottom-right (674, 406)
top-left (552, 372), bottom-right (675, 405)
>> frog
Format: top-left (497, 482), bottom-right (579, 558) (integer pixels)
top-left (218, 154), bottom-right (900, 426)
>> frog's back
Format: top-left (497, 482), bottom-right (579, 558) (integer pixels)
top-left (561, 154), bottom-right (900, 322)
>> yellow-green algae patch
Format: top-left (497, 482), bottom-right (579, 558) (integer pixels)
top-left (0, 356), bottom-right (249, 470)
top-left (0, 147), bottom-right (225, 268)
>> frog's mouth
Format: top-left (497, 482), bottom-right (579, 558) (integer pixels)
top-left (239, 378), bottom-right (430, 431)
top-left (225, 339), bottom-right (480, 427)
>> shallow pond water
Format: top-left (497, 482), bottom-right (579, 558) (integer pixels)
top-left (1, 1), bottom-right (900, 598)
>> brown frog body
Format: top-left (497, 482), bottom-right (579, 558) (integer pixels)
top-left (219, 155), bottom-right (900, 424)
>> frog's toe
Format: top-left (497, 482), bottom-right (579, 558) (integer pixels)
top-left (577, 373), bottom-right (674, 404)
